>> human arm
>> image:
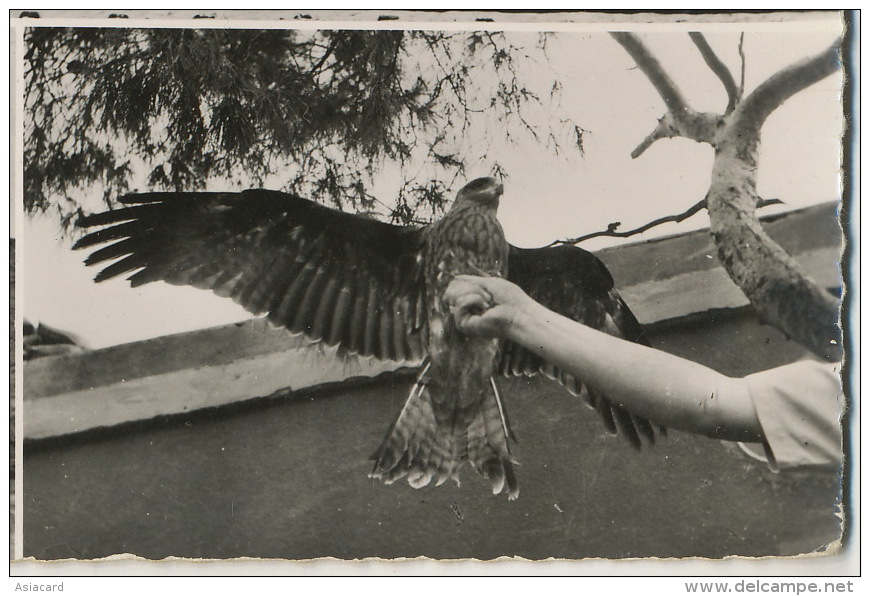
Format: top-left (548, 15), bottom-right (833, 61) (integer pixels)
top-left (446, 275), bottom-right (764, 442)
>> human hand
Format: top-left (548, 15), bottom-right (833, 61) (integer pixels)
top-left (445, 275), bottom-right (534, 338)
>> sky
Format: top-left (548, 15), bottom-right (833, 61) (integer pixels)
top-left (16, 13), bottom-right (845, 349)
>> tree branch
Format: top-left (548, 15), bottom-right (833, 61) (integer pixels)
top-left (553, 198), bottom-right (707, 246)
top-left (735, 39), bottom-right (841, 135)
top-left (631, 112), bottom-right (679, 158)
top-left (613, 32), bottom-right (720, 157)
top-left (552, 197), bottom-right (783, 246)
top-left (689, 32), bottom-right (740, 114)
top-left (612, 32), bottom-right (843, 361)
top-left (610, 32), bottom-right (693, 120)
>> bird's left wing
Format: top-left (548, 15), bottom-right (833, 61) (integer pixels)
top-left (502, 245), bottom-right (657, 447)
top-left (74, 189), bottom-right (428, 362)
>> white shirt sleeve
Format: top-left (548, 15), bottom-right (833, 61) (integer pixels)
top-left (744, 360), bottom-right (843, 472)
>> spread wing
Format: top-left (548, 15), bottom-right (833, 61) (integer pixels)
top-left (74, 189), bottom-right (428, 362)
top-left (502, 245), bottom-right (657, 447)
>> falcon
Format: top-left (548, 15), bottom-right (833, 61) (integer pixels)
top-left (75, 177), bottom-right (654, 500)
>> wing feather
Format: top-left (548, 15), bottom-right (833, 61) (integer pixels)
top-left (363, 281), bottom-right (381, 358)
top-left (504, 244), bottom-right (656, 446)
top-left (293, 262), bottom-right (332, 334)
top-left (311, 275), bottom-right (342, 341)
top-left (237, 247), bottom-right (285, 314)
top-left (74, 221), bottom-right (140, 249)
top-left (75, 189), bottom-right (427, 362)
top-left (347, 279), bottom-right (370, 354)
top-left (94, 252), bottom-right (153, 282)
top-left (392, 298), bottom-right (411, 361)
top-left (377, 295), bottom-right (395, 361)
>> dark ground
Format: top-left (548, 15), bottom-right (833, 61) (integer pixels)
top-left (22, 310), bottom-right (842, 561)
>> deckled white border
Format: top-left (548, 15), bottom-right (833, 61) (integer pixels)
top-left (12, 16), bottom-right (26, 564)
top-left (9, 19), bottom-right (841, 32)
top-left (8, 8), bottom-right (854, 583)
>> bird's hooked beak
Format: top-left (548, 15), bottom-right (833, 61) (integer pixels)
top-left (455, 177), bottom-right (504, 207)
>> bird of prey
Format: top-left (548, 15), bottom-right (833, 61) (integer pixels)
top-left (75, 177), bottom-right (653, 500)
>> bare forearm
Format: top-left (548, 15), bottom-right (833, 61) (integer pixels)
top-left (507, 301), bottom-right (763, 441)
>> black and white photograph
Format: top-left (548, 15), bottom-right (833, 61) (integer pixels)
top-left (10, 9), bottom-right (855, 577)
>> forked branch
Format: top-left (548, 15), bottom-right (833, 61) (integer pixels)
top-left (688, 32), bottom-right (740, 113)
top-left (610, 31), bottom-right (843, 361)
top-left (612, 32), bottom-right (719, 158)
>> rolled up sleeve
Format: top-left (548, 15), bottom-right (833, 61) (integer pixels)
top-left (745, 360), bottom-right (843, 472)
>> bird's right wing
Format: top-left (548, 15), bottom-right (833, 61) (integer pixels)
top-left (502, 245), bottom-right (657, 448)
top-left (74, 189), bottom-right (428, 363)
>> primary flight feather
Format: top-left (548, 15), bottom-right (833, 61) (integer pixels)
top-left (75, 177), bottom-right (653, 499)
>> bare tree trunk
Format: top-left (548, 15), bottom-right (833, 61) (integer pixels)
top-left (611, 33), bottom-right (842, 361)
top-left (707, 136), bottom-right (841, 361)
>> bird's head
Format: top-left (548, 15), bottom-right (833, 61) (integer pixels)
top-left (453, 177), bottom-right (504, 210)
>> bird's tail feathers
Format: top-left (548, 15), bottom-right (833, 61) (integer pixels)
top-left (466, 378), bottom-right (519, 499)
top-left (370, 365), bottom-right (518, 499)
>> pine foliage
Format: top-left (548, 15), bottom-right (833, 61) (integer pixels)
top-left (24, 27), bottom-right (579, 226)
